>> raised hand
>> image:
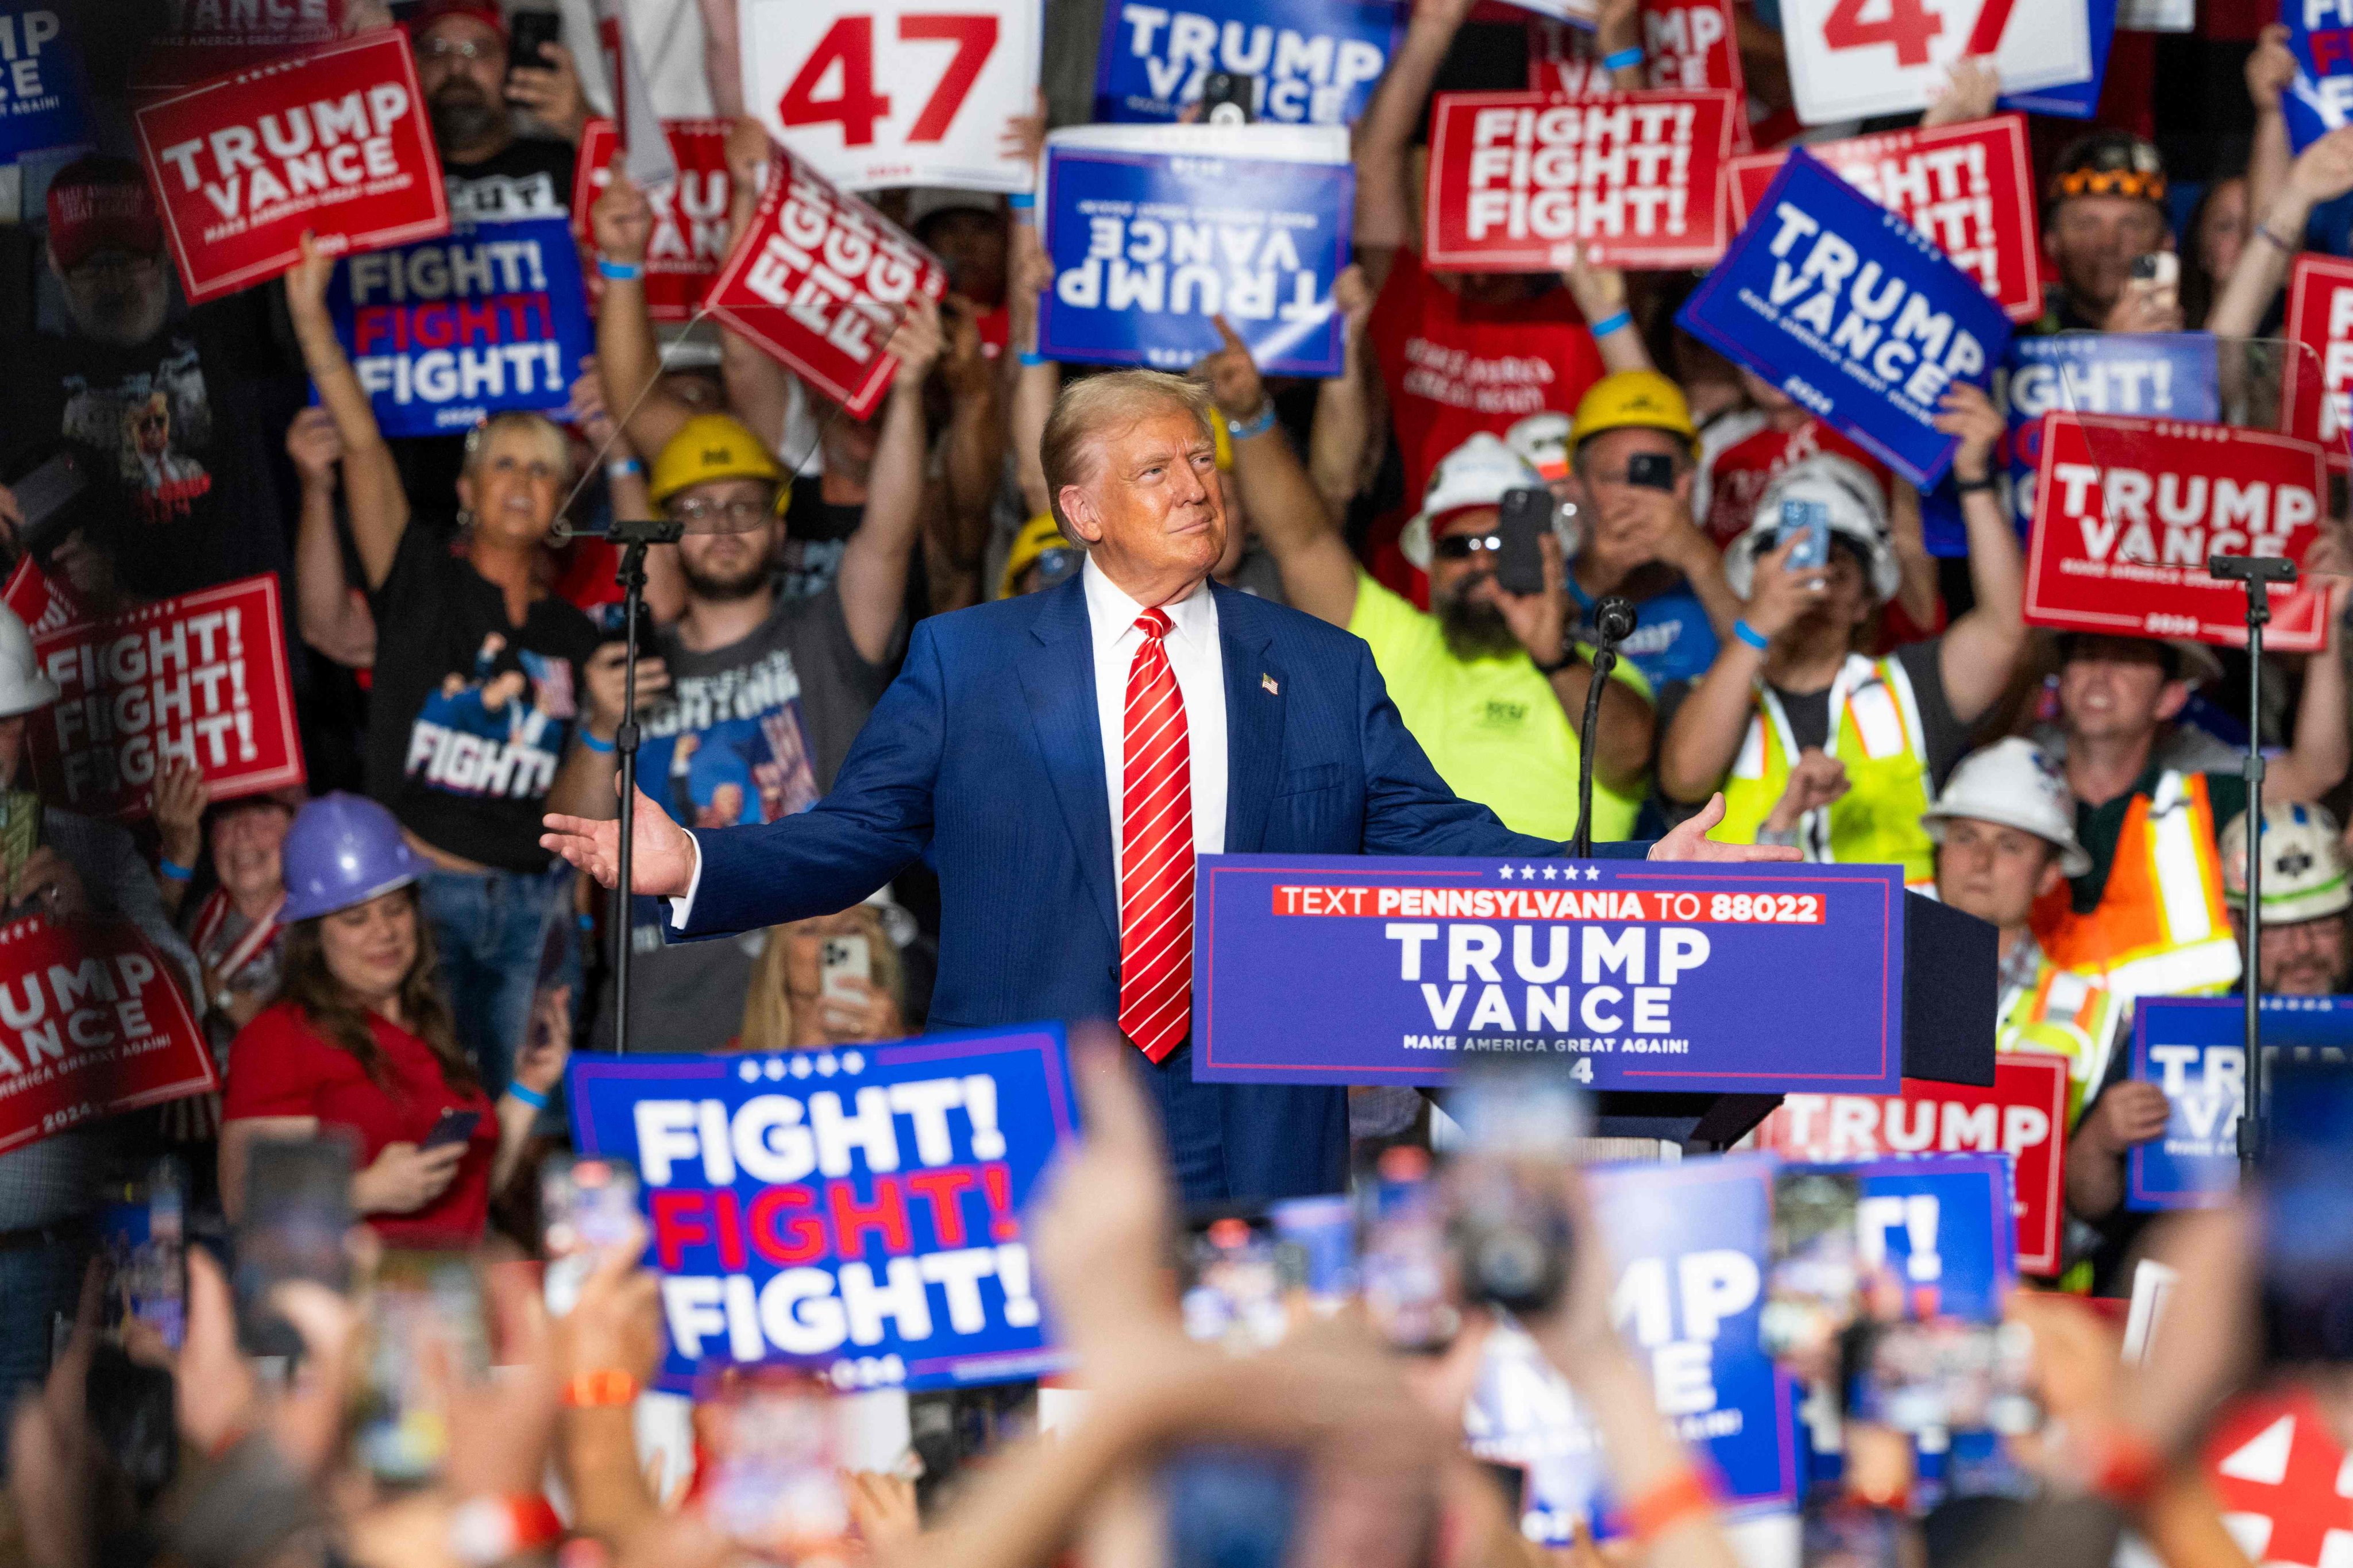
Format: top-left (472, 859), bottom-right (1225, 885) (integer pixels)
top-left (1195, 315), bottom-right (1268, 423)
top-left (542, 783), bottom-right (699, 898)
top-left (591, 164), bottom-right (654, 267)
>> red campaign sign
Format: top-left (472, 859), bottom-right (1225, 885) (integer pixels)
top-left (1753, 1052), bottom-right (2072, 1276)
top-left (28, 574), bottom-right (305, 820)
top-left (0, 917), bottom-right (212, 1158)
top-left (1724, 114), bottom-right (2044, 326)
top-left (133, 30), bottom-right (450, 304)
top-left (2281, 253), bottom-right (2353, 464)
top-left (2204, 1390), bottom-right (2353, 1568)
top-left (572, 118), bottom-right (736, 323)
top-left (2024, 413), bottom-right (2337, 654)
top-left (704, 145), bottom-right (947, 419)
top-left (1422, 90), bottom-right (1738, 272)
top-left (1526, 3), bottom-right (1748, 149)
top-left (130, 0), bottom-right (347, 95)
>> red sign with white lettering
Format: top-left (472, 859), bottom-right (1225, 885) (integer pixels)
top-left (2281, 252), bottom-right (2353, 465)
top-left (2204, 1391), bottom-right (2353, 1568)
top-left (573, 118), bottom-right (737, 323)
top-left (1527, 2), bottom-right (1746, 149)
top-left (1754, 1052), bottom-right (2071, 1276)
top-left (0, 917), bottom-right (212, 1157)
top-left (1423, 89), bottom-right (1737, 272)
top-left (704, 144), bottom-right (946, 418)
top-left (130, 0), bottom-right (347, 95)
top-left (1724, 115), bottom-right (2043, 325)
top-left (133, 30), bottom-right (450, 303)
top-left (2023, 413), bottom-right (2336, 654)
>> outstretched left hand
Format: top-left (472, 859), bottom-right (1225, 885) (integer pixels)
top-left (1648, 793), bottom-right (1804, 862)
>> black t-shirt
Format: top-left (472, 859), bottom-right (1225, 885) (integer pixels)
top-left (0, 292), bottom-right (301, 603)
top-left (780, 482), bottom-right (865, 603)
top-left (388, 137), bottom-right (581, 508)
top-left (364, 524), bottom-right (603, 871)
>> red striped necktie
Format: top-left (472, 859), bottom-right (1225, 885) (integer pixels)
top-left (1118, 607), bottom-right (1194, 1064)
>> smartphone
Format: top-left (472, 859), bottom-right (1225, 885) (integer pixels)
top-left (1762, 1169), bottom-right (1861, 1364)
top-left (234, 1134), bottom-right (357, 1357)
top-left (1849, 1318), bottom-right (2038, 1436)
top-left (358, 1251), bottom-right (491, 1486)
top-left (1162, 1449), bottom-right (1305, 1568)
top-left (1199, 71), bottom-right (1254, 125)
top-left (543, 1154), bottom-right (642, 1316)
top-left (1777, 497), bottom-right (1831, 571)
top-left (1359, 1145), bottom-right (1460, 1353)
top-left (2128, 251), bottom-right (2180, 289)
top-left (2259, 1060), bottom-right (2353, 1363)
top-left (1626, 451), bottom-right (1677, 492)
top-left (420, 1107), bottom-right (483, 1150)
top-left (820, 934), bottom-right (872, 1005)
top-left (1493, 486), bottom-right (1553, 597)
top-left (1800, 1492), bottom-right (1911, 1568)
top-left (99, 1158), bottom-right (189, 1351)
top-left (1179, 1212), bottom-right (1305, 1352)
top-left (1441, 1057), bottom-right (1588, 1315)
top-left (701, 1370), bottom-right (853, 1562)
top-left (507, 7), bottom-right (561, 71)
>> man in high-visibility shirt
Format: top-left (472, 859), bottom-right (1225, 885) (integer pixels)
top-left (2027, 631), bottom-right (2348, 1005)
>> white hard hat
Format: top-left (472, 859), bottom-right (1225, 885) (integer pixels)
top-left (0, 607), bottom-right (58, 719)
top-left (2220, 801), bottom-right (2351, 924)
top-left (1922, 738), bottom-right (2092, 878)
top-left (1505, 411), bottom-right (1573, 482)
top-left (1722, 453), bottom-right (1899, 604)
top-left (1400, 432), bottom-right (1572, 570)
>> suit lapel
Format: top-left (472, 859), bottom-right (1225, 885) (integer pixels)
top-left (1016, 576), bottom-right (1120, 945)
top-left (1216, 584), bottom-right (1284, 853)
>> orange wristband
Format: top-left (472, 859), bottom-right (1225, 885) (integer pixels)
top-left (2089, 1430), bottom-right (2165, 1509)
top-left (561, 1370), bottom-right (640, 1408)
top-left (1612, 1468), bottom-right (1718, 1542)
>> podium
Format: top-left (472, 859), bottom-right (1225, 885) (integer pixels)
top-left (1190, 855), bottom-right (1999, 1152)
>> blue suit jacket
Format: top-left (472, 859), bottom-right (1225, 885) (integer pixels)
top-left (677, 576), bottom-right (1649, 1032)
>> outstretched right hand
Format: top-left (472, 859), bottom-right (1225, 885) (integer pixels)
top-left (542, 783), bottom-right (697, 898)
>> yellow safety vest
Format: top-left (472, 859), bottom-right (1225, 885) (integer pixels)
top-left (1996, 960), bottom-right (2123, 1129)
top-left (2031, 770), bottom-right (2241, 1005)
top-left (1718, 654), bottom-right (1937, 886)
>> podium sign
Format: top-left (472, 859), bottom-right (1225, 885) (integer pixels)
top-left (1191, 855), bottom-right (1905, 1091)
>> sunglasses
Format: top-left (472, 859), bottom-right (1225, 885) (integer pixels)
top-left (1430, 532), bottom-right (1503, 561)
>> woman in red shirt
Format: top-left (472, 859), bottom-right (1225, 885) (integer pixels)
top-left (221, 793), bottom-right (568, 1246)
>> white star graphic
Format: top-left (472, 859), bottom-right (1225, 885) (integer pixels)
top-left (1521, 864), bottom-right (1538, 879)
top-left (1586, 866), bottom-right (1602, 881)
top-left (1499, 864), bottom-right (1516, 880)
top-left (1541, 864), bottom-right (1558, 881)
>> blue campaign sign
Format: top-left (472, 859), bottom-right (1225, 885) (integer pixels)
top-left (1676, 149), bottom-right (2012, 489)
top-left (1093, 0), bottom-right (1404, 126)
top-left (325, 212), bottom-right (594, 438)
top-left (566, 1025), bottom-right (1076, 1395)
top-left (1838, 1154), bottom-right (2016, 1321)
top-left (2286, 0), bottom-right (2353, 153)
top-left (1998, 0), bottom-right (2117, 120)
top-left (1464, 1158), bottom-right (1796, 1540)
top-left (0, 5), bottom-right (88, 161)
top-left (2125, 997), bottom-right (2353, 1210)
top-left (2000, 331), bottom-right (2220, 538)
top-left (1193, 854), bottom-right (1907, 1092)
top-left (1040, 123), bottom-right (1352, 378)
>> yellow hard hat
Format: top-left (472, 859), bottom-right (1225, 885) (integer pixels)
top-left (1566, 370), bottom-right (1699, 460)
top-left (1211, 410), bottom-right (1233, 471)
top-left (1000, 513), bottom-right (1085, 599)
top-left (648, 413), bottom-right (790, 509)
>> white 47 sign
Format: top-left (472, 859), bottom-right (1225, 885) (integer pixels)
top-left (1779, 0), bottom-right (2092, 125)
top-left (740, 0), bottom-right (1039, 192)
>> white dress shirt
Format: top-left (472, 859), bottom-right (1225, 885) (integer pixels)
top-left (1081, 557), bottom-right (1228, 885)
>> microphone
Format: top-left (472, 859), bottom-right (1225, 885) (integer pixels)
top-left (1569, 597), bottom-right (1638, 860)
top-left (549, 515), bottom-right (686, 546)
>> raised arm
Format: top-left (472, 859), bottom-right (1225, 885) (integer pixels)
top-left (718, 117), bottom-right (796, 449)
top-left (1561, 252), bottom-right (1653, 373)
top-left (838, 300), bottom-right (944, 662)
top-left (285, 407), bottom-right (376, 667)
top-left (1931, 384), bottom-right (2026, 724)
top-left (1309, 265), bottom-right (1377, 522)
top-left (1658, 533), bottom-right (1813, 802)
top-left (1005, 224), bottom-right (1060, 519)
top-left (2243, 24), bottom-right (2296, 269)
top-left (588, 167), bottom-right (699, 465)
top-left (2265, 587), bottom-right (2349, 804)
top-left (2208, 126), bottom-right (2353, 339)
top-left (1353, 0), bottom-right (1475, 291)
top-left (1196, 321), bottom-right (1358, 627)
top-left (931, 296), bottom-right (1006, 612)
top-left (284, 233), bottom-right (407, 591)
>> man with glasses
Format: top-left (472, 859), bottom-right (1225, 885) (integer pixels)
top-left (551, 318), bottom-right (939, 1049)
top-left (1251, 424), bottom-right (1655, 844)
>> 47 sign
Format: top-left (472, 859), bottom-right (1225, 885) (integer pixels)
top-left (740, 0), bottom-right (1038, 192)
top-left (1778, 0), bottom-right (2092, 126)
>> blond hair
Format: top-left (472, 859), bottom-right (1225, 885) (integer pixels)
top-left (461, 410), bottom-right (571, 481)
top-left (735, 906), bottom-right (905, 1053)
top-left (1037, 370), bottom-right (1216, 538)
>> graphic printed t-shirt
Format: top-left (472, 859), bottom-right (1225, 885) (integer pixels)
top-left (364, 526), bottom-right (602, 871)
top-left (1365, 248), bottom-right (1607, 503)
top-left (1348, 573), bottom-right (1644, 843)
top-left (1568, 576), bottom-right (1719, 690)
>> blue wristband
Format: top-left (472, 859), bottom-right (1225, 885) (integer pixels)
top-left (1733, 618), bottom-right (1769, 652)
top-left (596, 255), bottom-right (643, 281)
top-left (1007, 192), bottom-right (1035, 210)
top-left (158, 857), bottom-right (194, 882)
top-left (507, 1080), bottom-right (550, 1110)
top-left (1590, 308), bottom-right (1632, 338)
top-left (1602, 45), bottom-right (1642, 71)
top-left (1018, 349), bottom-right (1050, 367)
top-left (577, 728), bottom-right (615, 754)
top-left (1225, 403), bottom-right (1279, 441)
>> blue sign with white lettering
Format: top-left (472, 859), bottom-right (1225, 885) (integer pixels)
top-left (1039, 128), bottom-right (1352, 377)
top-left (325, 211), bottom-right (593, 438)
top-left (1464, 1157), bottom-right (1796, 1540)
top-left (1997, 0), bottom-right (2116, 121)
top-left (1838, 1153), bottom-right (2015, 1321)
top-left (566, 1025), bottom-right (1075, 1395)
top-left (1192, 854), bottom-right (1907, 1091)
top-left (0, 4), bottom-right (88, 161)
top-left (1676, 149), bottom-right (2012, 489)
top-left (1093, 0), bottom-right (1405, 126)
top-left (2286, 0), bottom-right (2353, 153)
top-left (2126, 997), bottom-right (2353, 1210)
top-left (2001, 331), bottom-right (2220, 536)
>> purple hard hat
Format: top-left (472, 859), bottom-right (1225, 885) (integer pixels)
top-left (279, 791), bottom-right (423, 923)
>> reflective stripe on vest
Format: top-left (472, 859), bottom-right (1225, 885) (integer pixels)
top-left (2031, 770), bottom-right (2242, 1004)
top-left (1997, 961), bottom-right (2123, 1126)
top-left (1718, 654), bottom-right (1936, 882)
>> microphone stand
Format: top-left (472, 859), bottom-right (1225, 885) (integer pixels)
top-left (2209, 552), bottom-right (2297, 1172)
top-left (606, 516), bottom-right (684, 1056)
top-left (1571, 597), bottom-right (1639, 859)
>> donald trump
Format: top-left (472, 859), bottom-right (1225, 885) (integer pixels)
top-left (545, 371), bottom-right (1791, 1200)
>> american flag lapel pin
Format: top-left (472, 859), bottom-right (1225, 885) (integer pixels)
top-left (1262, 673), bottom-right (1279, 695)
